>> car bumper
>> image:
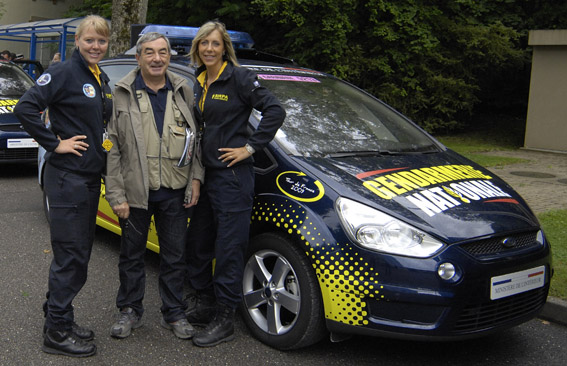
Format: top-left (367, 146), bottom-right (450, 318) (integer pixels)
top-left (319, 233), bottom-right (552, 340)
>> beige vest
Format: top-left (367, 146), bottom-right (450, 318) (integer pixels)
top-left (137, 89), bottom-right (191, 191)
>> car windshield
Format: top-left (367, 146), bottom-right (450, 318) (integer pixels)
top-left (255, 71), bottom-right (439, 157)
top-left (0, 63), bottom-right (34, 97)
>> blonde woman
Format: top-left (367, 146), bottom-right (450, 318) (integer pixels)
top-left (14, 15), bottom-right (112, 357)
top-left (185, 20), bottom-right (285, 347)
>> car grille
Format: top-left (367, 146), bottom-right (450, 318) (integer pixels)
top-left (0, 147), bottom-right (38, 161)
top-left (453, 286), bottom-right (548, 332)
top-left (459, 231), bottom-right (540, 258)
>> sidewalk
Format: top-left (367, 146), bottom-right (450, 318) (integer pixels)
top-left (482, 149), bottom-right (567, 326)
top-left (484, 149), bottom-right (567, 214)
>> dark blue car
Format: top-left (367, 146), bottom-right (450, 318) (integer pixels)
top-left (0, 60), bottom-right (38, 163)
top-left (39, 25), bottom-right (553, 350)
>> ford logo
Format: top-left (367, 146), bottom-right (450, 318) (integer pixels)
top-left (501, 237), bottom-right (517, 248)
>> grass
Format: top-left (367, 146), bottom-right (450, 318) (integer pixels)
top-left (436, 131), bottom-right (566, 301)
top-left (436, 134), bottom-right (529, 167)
top-left (538, 210), bottom-right (567, 300)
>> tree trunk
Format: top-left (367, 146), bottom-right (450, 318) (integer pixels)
top-left (109, 0), bottom-right (148, 57)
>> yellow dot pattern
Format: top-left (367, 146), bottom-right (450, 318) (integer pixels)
top-left (252, 200), bottom-right (384, 326)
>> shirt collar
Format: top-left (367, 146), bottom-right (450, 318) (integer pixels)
top-left (135, 70), bottom-right (172, 93)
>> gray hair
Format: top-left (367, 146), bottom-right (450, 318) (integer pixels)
top-left (136, 32), bottom-right (171, 55)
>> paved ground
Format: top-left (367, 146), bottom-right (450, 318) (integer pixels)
top-left (481, 149), bottom-right (567, 214)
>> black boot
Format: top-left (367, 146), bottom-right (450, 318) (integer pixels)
top-left (42, 328), bottom-right (96, 357)
top-left (192, 304), bottom-right (235, 347)
top-left (43, 322), bottom-right (95, 341)
top-left (186, 292), bottom-right (216, 326)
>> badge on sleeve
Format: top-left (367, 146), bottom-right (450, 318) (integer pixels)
top-left (36, 73), bottom-right (51, 86)
top-left (83, 84), bottom-right (96, 98)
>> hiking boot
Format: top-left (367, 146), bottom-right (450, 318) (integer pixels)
top-left (160, 318), bottom-right (195, 339)
top-left (42, 328), bottom-right (96, 358)
top-left (43, 322), bottom-right (94, 341)
top-left (192, 304), bottom-right (235, 347)
top-left (110, 307), bottom-right (142, 339)
top-left (185, 292), bottom-right (216, 326)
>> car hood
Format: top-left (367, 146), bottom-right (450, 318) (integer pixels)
top-left (291, 149), bottom-right (539, 243)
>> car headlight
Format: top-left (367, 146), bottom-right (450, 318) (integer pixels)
top-left (336, 197), bottom-right (445, 258)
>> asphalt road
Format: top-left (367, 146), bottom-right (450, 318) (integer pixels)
top-left (1, 163), bottom-right (566, 366)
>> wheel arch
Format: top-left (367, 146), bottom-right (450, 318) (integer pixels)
top-left (250, 194), bottom-right (381, 330)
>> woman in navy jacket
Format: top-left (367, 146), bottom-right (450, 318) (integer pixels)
top-left (14, 15), bottom-right (112, 358)
top-left (186, 20), bottom-right (285, 347)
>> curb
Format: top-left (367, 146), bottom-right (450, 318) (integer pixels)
top-left (539, 296), bottom-right (567, 326)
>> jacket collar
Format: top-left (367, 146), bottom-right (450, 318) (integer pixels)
top-left (196, 61), bottom-right (234, 87)
top-left (72, 49), bottom-right (109, 84)
top-left (117, 67), bottom-right (186, 94)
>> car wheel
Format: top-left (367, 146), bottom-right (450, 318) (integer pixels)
top-left (241, 232), bottom-right (326, 350)
top-left (42, 189), bottom-right (50, 223)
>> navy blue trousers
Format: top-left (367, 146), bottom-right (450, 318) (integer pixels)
top-left (43, 163), bottom-right (100, 331)
top-left (186, 164), bottom-right (255, 309)
top-left (116, 195), bottom-right (189, 322)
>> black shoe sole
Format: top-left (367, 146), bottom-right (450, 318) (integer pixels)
top-left (193, 333), bottom-right (235, 347)
top-left (42, 344), bottom-right (97, 358)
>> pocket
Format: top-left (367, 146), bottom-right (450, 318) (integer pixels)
top-left (168, 125), bottom-right (188, 160)
top-left (49, 204), bottom-right (80, 243)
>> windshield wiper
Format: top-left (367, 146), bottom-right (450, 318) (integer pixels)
top-left (326, 148), bottom-right (439, 158)
top-left (326, 150), bottom-right (397, 158)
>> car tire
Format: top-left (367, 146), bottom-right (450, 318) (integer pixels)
top-left (241, 232), bottom-right (326, 350)
top-left (42, 188), bottom-right (50, 224)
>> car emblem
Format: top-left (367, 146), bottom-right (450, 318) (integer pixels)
top-left (501, 237), bottom-right (516, 248)
top-left (20, 125), bottom-right (25, 130)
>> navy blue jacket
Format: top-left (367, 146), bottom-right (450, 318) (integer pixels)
top-left (194, 62), bottom-right (285, 169)
top-left (14, 50), bottom-right (112, 175)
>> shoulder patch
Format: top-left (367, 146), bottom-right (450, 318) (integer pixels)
top-left (36, 73), bottom-right (51, 86)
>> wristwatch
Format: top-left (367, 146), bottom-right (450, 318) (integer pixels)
top-left (245, 143), bottom-right (256, 155)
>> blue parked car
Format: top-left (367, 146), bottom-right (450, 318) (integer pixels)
top-left (39, 25), bottom-right (552, 350)
top-left (0, 60), bottom-right (39, 163)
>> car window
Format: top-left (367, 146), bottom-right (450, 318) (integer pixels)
top-left (257, 74), bottom-right (439, 157)
top-left (100, 64), bottom-right (136, 90)
top-left (0, 63), bottom-right (35, 97)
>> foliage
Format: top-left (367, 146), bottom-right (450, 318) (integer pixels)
top-left (252, 0), bottom-right (531, 132)
top-left (64, 0), bottom-right (567, 133)
top-left (65, 0), bottom-right (113, 18)
top-left (538, 209), bottom-right (567, 300)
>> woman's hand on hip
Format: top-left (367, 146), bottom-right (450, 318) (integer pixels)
top-left (54, 135), bottom-right (89, 156)
top-left (218, 146), bottom-right (252, 167)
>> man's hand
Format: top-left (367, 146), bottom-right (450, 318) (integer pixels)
top-left (112, 202), bottom-right (130, 220)
top-left (184, 179), bottom-right (201, 208)
top-left (218, 146), bottom-right (252, 167)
